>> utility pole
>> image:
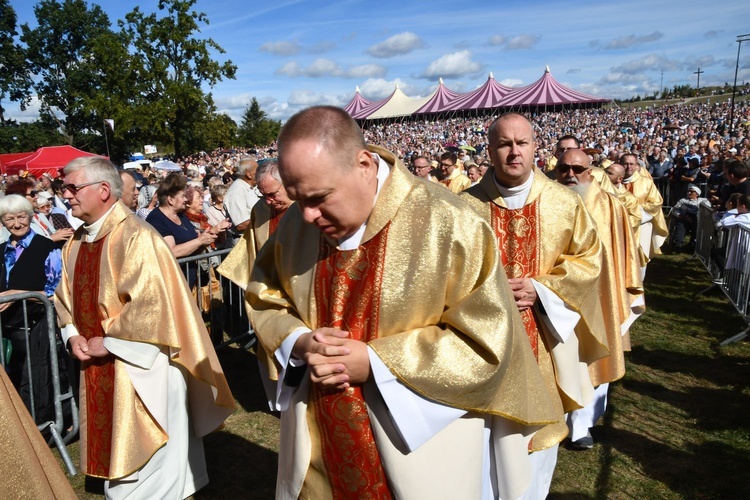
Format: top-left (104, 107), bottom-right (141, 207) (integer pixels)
top-left (660, 70), bottom-right (664, 100)
top-left (731, 34), bottom-right (750, 136)
top-left (693, 68), bottom-right (704, 94)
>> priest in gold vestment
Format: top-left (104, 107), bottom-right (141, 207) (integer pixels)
top-left (620, 153), bottom-right (668, 261)
top-left (248, 107), bottom-right (557, 500)
top-left (461, 114), bottom-right (609, 499)
top-left (556, 150), bottom-right (645, 448)
top-left (438, 151), bottom-right (471, 193)
top-left (55, 157), bottom-right (235, 499)
top-left (218, 158), bottom-right (292, 292)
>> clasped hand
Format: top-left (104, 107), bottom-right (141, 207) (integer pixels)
top-left (68, 335), bottom-right (109, 361)
top-left (508, 277), bottom-right (538, 310)
top-left (292, 328), bottom-right (370, 391)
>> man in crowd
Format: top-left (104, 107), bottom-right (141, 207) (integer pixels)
top-left (224, 156), bottom-right (260, 242)
top-left (218, 158), bottom-right (293, 291)
top-left (555, 149), bottom-right (644, 448)
top-left (119, 169), bottom-right (139, 211)
top-left (461, 113), bottom-right (608, 498)
top-left (438, 151), bottom-right (471, 193)
top-left (412, 155), bottom-right (438, 182)
top-left (606, 162), bottom-right (644, 237)
top-left (55, 156), bottom-right (234, 498)
top-left (247, 106), bottom-right (556, 499)
top-left (466, 162), bottom-right (482, 186)
top-left (621, 153), bottom-right (668, 261)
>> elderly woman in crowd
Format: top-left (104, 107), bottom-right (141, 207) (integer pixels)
top-left (0, 194), bottom-right (63, 423)
top-left (2, 180), bottom-right (74, 245)
top-left (146, 173), bottom-right (228, 288)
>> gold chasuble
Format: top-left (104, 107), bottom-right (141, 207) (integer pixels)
top-left (56, 202), bottom-right (235, 480)
top-left (462, 171), bottom-right (609, 450)
top-left (248, 146), bottom-right (557, 498)
top-left (218, 201), bottom-right (288, 290)
top-left (577, 181), bottom-right (645, 386)
top-left (623, 168), bottom-right (668, 256)
top-left (439, 168), bottom-right (471, 194)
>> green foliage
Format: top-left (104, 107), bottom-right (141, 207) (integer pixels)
top-left (0, 119), bottom-right (64, 153)
top-left (119, 0), bottom-right (237, 157)
top-left (20, 0), bottom-right (114, 146)
top-left (238, 98), bottom-right (281, 148)
top-left (0, 0), bottom-right (31, 126)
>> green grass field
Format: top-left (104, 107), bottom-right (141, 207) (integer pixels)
top-left (60, 253), bottom-right (750, 499)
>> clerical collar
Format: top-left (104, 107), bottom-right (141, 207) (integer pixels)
top-left (83, 203), bottom-right (118, 242)
top-left (337, 152), bottom-right (389, 251)
top-left (493, 169), bottom-right (534, 210)
top-left (623, 175), bottom-right (633, 184)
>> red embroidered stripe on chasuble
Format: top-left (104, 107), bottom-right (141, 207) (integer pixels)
top-left (73, 240), bottom-right (115, 478)
top-left (490, 202), bottom-right (542, 361)
top-left (268, 207), bottom-right (285, 236)
top-left (312, 224), bottom-right (392, 499)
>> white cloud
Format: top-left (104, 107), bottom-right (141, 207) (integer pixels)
top-left (305, 58), bottom-right (342, 77)
top-left (684, 55), bottom-right (716, 68)
top-left (499, 78), bottom-right (524, 87)
top-left (421, 50), bottom-right (482, 80)
top-left (259, 40), bottom-right (301, 56)
top-left (367, 32), bottom-right (424, 58)
top-left (359, 78), bottom-right (419, 99)
top-left (308, 41), bottom-right (336, 54)
top-left (287, 89), bottom-right (344, 107)
top-left (567, 68), bottom-right (582, 74)
top-left (605, 31), bottom-right (663, 49)
top-left (506, 35), bottom-right (540, 50)
top-left (346, 64), bottom-right (387, 78)
top-left (610, 54), bottom-right (682, 74)
top-left (488, 35), bottom-right (505, 46)
top-left (275, 61), bottom-right (302, 77)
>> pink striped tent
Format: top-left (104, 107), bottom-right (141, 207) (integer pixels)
top-left (349, 88), bottom-right (392, 120)
top-left (415, 78), bottom-right (459, 114)
top-left (444, 73), bottom-right (512, 112)
top-left (343, 86), bottom-right (372, 117)
top-left (499, 66), bottom-right (609, 107)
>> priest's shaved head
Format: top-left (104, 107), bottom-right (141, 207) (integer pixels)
top-left (606, 163), bottom-right (626, 187)
top-left (276, 105), bottom-right (378, 240)
top-left (487, 113), bottom-right (537, 188)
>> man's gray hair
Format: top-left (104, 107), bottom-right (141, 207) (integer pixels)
top-left (0, 194), bottom-right (34, 218)
top-left (236, 156), bottom-right (258, 176)
top-left (255, 158), bottom-right (281, 185)
top-left (64, 156), bottom-right (123, 199)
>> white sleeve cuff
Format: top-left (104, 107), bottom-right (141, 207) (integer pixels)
top-left (103, 337), bottom-right (161, 369)
top-left (531, 279), bottom-right (580, 343)
top-left (368, 346), bottom-right (466, 452)
top-left (640, 207), bottom-right (653, 223)
top-left (271, 327), bottom-right (311, 411)
top-left (61, 324), bottom-right (80, 346)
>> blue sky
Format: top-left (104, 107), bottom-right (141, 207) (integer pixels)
top-left (7, 0), bottom-right (750, 123)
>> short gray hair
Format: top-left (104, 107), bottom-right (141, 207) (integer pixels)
top-left (236, 156), bottom-right (258, 176)
top-left (64, 156), bottom-right (123, 199)
top-left (255, 158), bottom-right (281, 185)
top-left (0, 194), bottom-right (34, 218)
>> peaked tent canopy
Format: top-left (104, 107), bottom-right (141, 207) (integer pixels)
top-left (365, 85), bottom-right (436, 120)
top-left (499, 66), bottom-right (610, 107)
top-left (4, 145), bottom-right (104, 178)
top-left (445, 72), bottom-right (512, 112)
top-left (343, 86), bottom-right (373, 118)
top-left (415, 78), bottom-right (460, 114)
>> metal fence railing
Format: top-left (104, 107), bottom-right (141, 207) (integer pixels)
top-left (0, 291), bottom-right (78, 475)
top-left (693, 207), bottom-right (750, 345)
top-left (177, 249), bottom-right (254, 351)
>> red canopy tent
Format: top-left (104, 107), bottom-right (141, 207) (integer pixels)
top-left (0, 152), bottom-right (35, 175)
top-left (4, 145), bottom-right (104, 178)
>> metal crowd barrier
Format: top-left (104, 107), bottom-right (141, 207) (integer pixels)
top-left (693, 208), bottom-right (750, 345)
top-left (0, 291), bottom-right (78, 475)
top-left (177, 249), bottom-right (255, 350)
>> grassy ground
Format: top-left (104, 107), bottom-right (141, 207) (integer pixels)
top-left (58, 253), bottom-right (750, 499)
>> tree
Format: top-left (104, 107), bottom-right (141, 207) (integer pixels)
top-left (238, 98), bottom-right (281, 147)
top-left (119, 0), bottom-right (237, 157)
top-left (0, 0), bottom-right (31, 126)
top-left (21, 0), bottom-right (119, 147)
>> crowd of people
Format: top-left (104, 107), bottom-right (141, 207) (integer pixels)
top-left (0, 99), bottom-right (748, 498)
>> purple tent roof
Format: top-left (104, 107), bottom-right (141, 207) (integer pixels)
top-left (499, 66), bottom-right (610, 107)
top-left (415, 78), bottom-right (459, 114)
top-left (444, 73), bottom-right (512, 112)
top-left (349, 88), bottom-right (394, 119)
top-left (343, 86), bottom-right (373, 117)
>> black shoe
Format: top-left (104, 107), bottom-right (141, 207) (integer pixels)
top-left (572, 431), bottom-right (594, 449)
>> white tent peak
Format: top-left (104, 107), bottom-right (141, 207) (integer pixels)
top-left (489, 72), bottom-right (494, 79)
top-left (355, 86), bottom-right (360, 93)
top-left (545, 65), bottom-right (551, 73)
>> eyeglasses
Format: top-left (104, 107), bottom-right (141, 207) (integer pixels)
top-left (25, 191), bottom-right (37, 198)
top-left (440, 162), bottom-right (454, 168)
top-left (260, 186), bottom-right (282, 200)
top-left (556, 163), bottom-right (590, 174)
top-left (414, 165), bottom-right (431, 170)
top-left (61, 181), bottom-right (104, 195)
